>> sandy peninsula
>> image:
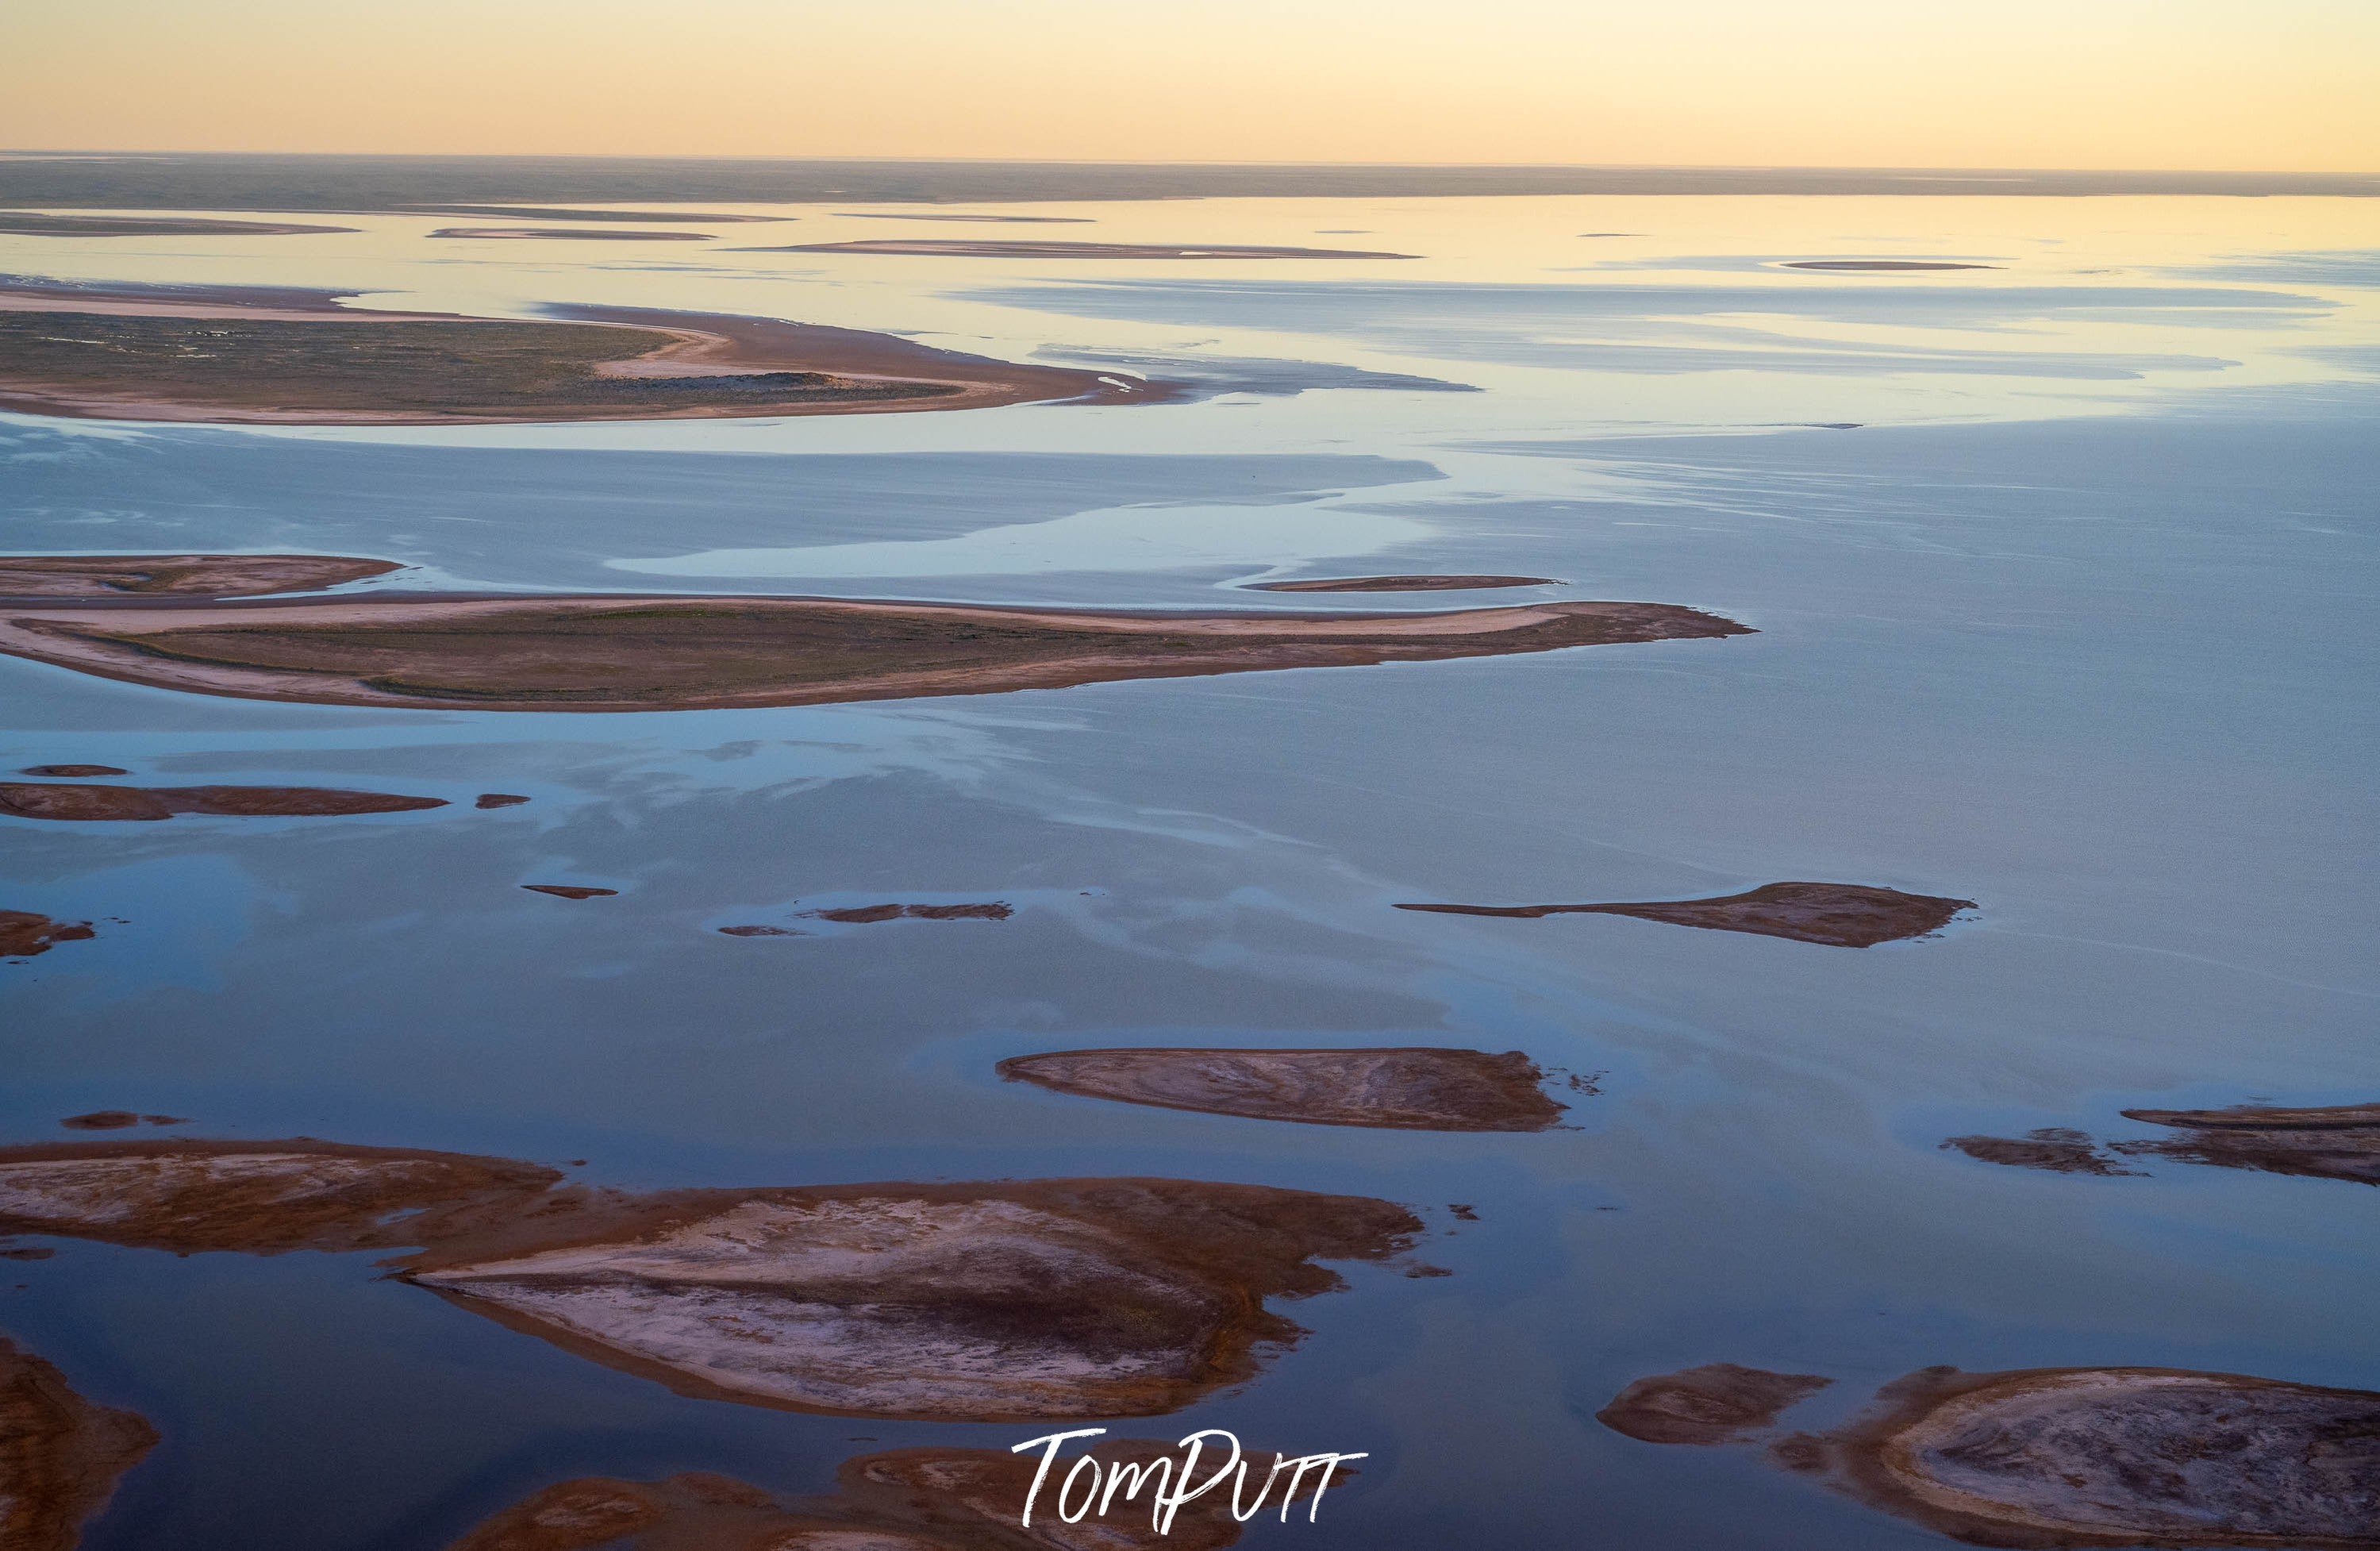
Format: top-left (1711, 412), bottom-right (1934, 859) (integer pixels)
top-left (0, 279), bottom-right (1149, 424)
top-left (1397, 882), bottom-right (1972, 947)
top-left (0, 574), bottom-right (1751, 713)
top-left (0, 1337), bottom-right (157, 1551)
top-left (1787, 1365), bottom-right (2380, 1549)
top-left (0, 910), bottom-right (94, 960)
top-left (998, 1047), bottom-right (1567, 1131)
top-left (1245, 575), bottom-right (1559, 593)
top-left (0, 1136), bottom-right (1426, 1422)
top-left (0, 553), bottom-right (402, 599)
top-left (745, 239), bottom-right (1420, 260)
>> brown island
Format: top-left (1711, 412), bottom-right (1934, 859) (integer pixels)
top-left (0, 279), bottom-right (1152, 424)
top-left (449, 1441), bottom-right (1306, 1551)
top-left (1398, 882), bottom-right (1974, 948)
top-left (1948, 1102), bottom-right (2380, 1187)
top-left (0, 1136), bottom-right (1428, 1422)
top-left (1603, 1360), bottom-right (2380, 1549)
top-left (744, 239), bottom-right (1420, 260)
top-left (1245, 575), bottom-right (1560, 593)
top-left (998, 1047), bottom-right (1567, 1131)
top-left (0, 560), bottom-right (1752, 713)
top-left (0, 782), bottom-right (445, 822)
top-left (0, 911), bottom-right (94, 960)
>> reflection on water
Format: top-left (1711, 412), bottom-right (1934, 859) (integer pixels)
top-left (1, 192), bottom-right (2376, 1551)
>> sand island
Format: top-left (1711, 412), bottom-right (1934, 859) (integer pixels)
top-left (998, 1047), bottom-right (1567, 1131)
top-left (745, 239), bottom-right (1421, 260)
top-left (1950, 1102), bottom-right (2380, 1187)
top-left (1398, 882), bottom-right (1973, 947)
top-left (1245, 575), bottom-right (1560, 593)
top-left (0, 910), bottom-right (94, 960)
top-left (426, 225), bottom-right (713, 241)
top-left (0, 279), bottom-right (1151, 423)
top-left (0, 781), bottom-right (447, 822)
top-left (0, 562), bottom-right (1752, 713)
top-left (0, 1336), bottom-right (157, 1551)
top-left (1596, 1364), bottom-right (1832, 1445)
top-left (0, 211), bottom-right (355, 237)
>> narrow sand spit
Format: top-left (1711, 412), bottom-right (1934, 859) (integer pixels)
top-left (804, 902), bottom-right (1012, 923)
top-left (0, 582), bottom-right (1751, 713)
top-left (1397, 882), bottom-right (1972, 947)
top-left (0, 1138), bottom-right (1425, 1422)
top-left (0, 1336), bottom-right (158, 1551)
top-left (1782, 1366), bottom-right (2380, 1549)
top-left (17, 765), bottom-right (129, 778)
top-left (1596, 1364), bottom-right (1832, 1445)
top-left (1945, 1103), bottom-right (2379, 1187)
top-left (0, 783), bottom-right (446, 822)
top-left (997, 1048), bottom-right (1567, 1131)
top-left (0, 279), bottom-right (1148, 423)
top-left (1782, 260), bottom-right (1999, 271)
top-left (521, 884), bottom-right (617, 899)
top-left (449, 1441), bottom-right (1294, 1551)
top-left (0, 553), bottom-right (402, 599)
top-left (743, 239), bottom-right (1418, 260)
top-left (0, 911), bottom-right (94, 960)
top-left (427, 226), bottom-right (713, 241)
top-left (399, 206), bottom-right (790, 224)
top-left (59, 1113), bottom-right (187, 1131)
top-left (0, 211), bottom-right (352, 236)
top-left (1244, 575), bottom-right (1559, 593)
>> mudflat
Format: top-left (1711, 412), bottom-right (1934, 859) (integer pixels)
top-left (0, 583), bottom-right (1752, 713)
top-left (1397, 882), bottom-right (1972, 947)
top-left (746, 239), bottom-right (1420, 260)
top-left (997, 1047), bottom-right (1567, 1131)
top-left (0, 1336), bottom-right (158, 1551)
top-left (0, 280), bottom-right (1142, 423)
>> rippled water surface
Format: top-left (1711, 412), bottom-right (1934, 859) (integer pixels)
top-left (3, 193), bottom-right (2377, 1549)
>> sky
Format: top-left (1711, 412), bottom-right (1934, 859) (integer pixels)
top-left (5, 0), bottom-right (2377, 171)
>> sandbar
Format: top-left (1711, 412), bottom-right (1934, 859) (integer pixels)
top-left (0, 911), bottom-right (93, 960)
top-left (2113, 1102), bottom-right (2380, 1187)
top-left (427, 226), bottom-right (713, 241)
top-left (1246, 575), bottom-right (1559, 593)
top-left (744, 239), bottom-right (1421, 260)
top-left (0, 553), bottom-right (402, 599)
top-left (522, 884), bottom-right (617, 899)
top-left (0, 279), bottom-right (1148, 423)
top-left (0, 211), bottom-right (353, 237)
top-left (0, 782), bottom-right (446, 822)
top-left (806, 901), bottom-right (1011, 923)
top-left (17, 765), bottom-right (129, 777)
top-left (836, 211), bottom-right (1097, 223)
top-left (400, 206), bottom-right (789, 223)
top-left (59, 1113), bottom-right (186, 1131)
top-left (0, 580), bottom-right (1751, 713)
top-left (1596, 1364), bottom-right (1832, 1445)
top-left (1788, 1365), bottom-right (2380, 1548)
top-left (0, 1336), bottom-right (158, 1551)
top-left (1941, 1129), bottom-right (2142, 1176)
top-left (1397, 882), bottom-right (1972, 947)
top-left (1782, 260), bottom-right (1998, 271)
top-left (998, 1047), bottom-right (1567, 1131)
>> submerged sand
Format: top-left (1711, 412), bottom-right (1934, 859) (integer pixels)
top-left (0, 580), bottom-right (1751, 713)
top-left (998, 1047), bottom-right (1567, 1131)
top-left (1597, 1364), bottom-right (1832, 1445)
top-left (0, 280), bottom-right (1144, 424)
top-left (1398, 882), bottom-right (1973, 947)
top-left (0, 1137), bottom-right (1425, 1422)
top-left (0, 1337), bottom-right (158, 1551)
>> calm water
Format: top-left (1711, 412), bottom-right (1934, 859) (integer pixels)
top-left (3, 194), bottom-right (2377, 1549)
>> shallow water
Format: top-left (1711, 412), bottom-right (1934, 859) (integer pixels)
top-left (2, 193), bottom-right (2377, 1549)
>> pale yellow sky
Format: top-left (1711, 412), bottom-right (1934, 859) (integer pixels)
top-left (6, 0), bottom-right (2376, 171)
